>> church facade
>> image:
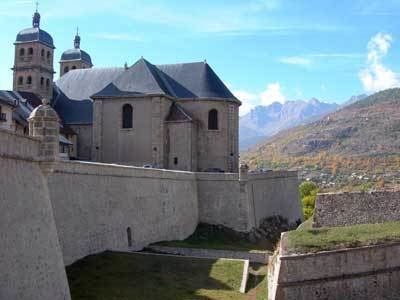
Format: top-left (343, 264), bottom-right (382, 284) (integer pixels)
top-left (4, 8), bottom-right (240, 172)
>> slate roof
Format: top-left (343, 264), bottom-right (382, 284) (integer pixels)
top-left (53, 58), bottom-right (239, 125)
top-left (52, 87), bottom-right (93, 125)
top-left (166, 103), bottom-right (192, 122)
top-left (94, 58), bottom-right (239, 102)
top-left (59, 135), bottom-right (73, 145)
top-left (55, 68), bottom-right (124, 101)
top-left (60, 48), bottom-right (93, 66)
top-left (16, 91), bottom-right (42, 108)
top-left (0, 90), bottom-right (39, 126)
top-left (15, 27), bottom-right (55, 48)
top-left (158, 61), bottom-right (236, 99)
top-left (53, 68), bottom-right (125, 125)
top-left (0, 92), bottom-right (18, 107)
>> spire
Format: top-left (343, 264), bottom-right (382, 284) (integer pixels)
top-left (74, 27), bottom-right (81, 49)
top-left (32, 2), bottom-right (40, 28)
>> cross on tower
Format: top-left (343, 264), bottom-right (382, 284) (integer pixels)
top-left (35, 1), bottom-right (39, 12)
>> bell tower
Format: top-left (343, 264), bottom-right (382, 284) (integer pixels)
top-left (12, 4), bottom-right (55, 99)
top-left (60, 28), bottom-right (93, 77)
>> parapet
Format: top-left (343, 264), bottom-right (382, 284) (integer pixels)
top-left (313, 191), bottom-right (400, 228)
top-left (28, 98), bottom-right (60, 161)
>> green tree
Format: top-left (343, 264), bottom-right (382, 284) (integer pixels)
top-left (299, 181), bottom-right (319, 220)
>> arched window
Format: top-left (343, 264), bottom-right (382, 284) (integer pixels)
top-left (19, 48), bottom-right (25, 56)
top-left (18, 76), bottom-right (23, 85)
top-left (40, 77), bottom-right (44, 86)
top-left (28, 48), bottom-right (33, 55)
top-left (72, 66), bottom-right (76, 70)
top-left (64, 66), bottom-right (69, 74)
top-left (208, 109), bottom-right (218, 130)
top-left (26, 76), bottom-right (32, 85)
top-left (122, 104), bottom-right (133, 128)
top-left (47, 51), bottom-right (51, 59)
top-left (41, 49), bottom-right (45, 57)
top-left (46, 78), bottom-right (50, 89)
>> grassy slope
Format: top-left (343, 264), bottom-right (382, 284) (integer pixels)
top-left (67, 251), bottom-right (268, 300)
top-left (155, 240), bottom-right (269, 252)
top-left (156, 223), bottom-right (274, 252)
top-left (284, 221), bottom-right (400, 255)
top-left (242, 88), bottom-right (400, 175)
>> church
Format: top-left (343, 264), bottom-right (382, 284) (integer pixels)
top-left (0, 8), bottom-right (241, 172)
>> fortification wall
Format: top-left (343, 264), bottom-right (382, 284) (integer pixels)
top-left (196, 171), bottom-right (302, 232)
top-left (46, 161), bottom-right (199, 265)
top-left (313, 191), bottom-right (400, 228)
top-left (268, 236), bottom-right (400, 300)
top-left (248, 171), bottom-right (302, 227)
top-left (0, 129), bottom-right (71, 300)
top-left (196, 172), bottom-right (249, 231)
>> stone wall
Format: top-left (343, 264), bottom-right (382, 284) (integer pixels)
top-left (268, 234), bottom-right (400, 300)
top-left (13, 41), bottom-right (54, 99)
top-left (166, 121), bottom-right (196, 171)
top-left (46, 161), bottom-right (199, 265)
top-left (313, 191), bottom-right (400, 228)
top-left (0, 129), bottom-right (71, 300)
top-left (177, 99), bottom-right (239, 173)
top-left (92, 96), bottom-right (172, 167)
top-left (196, 172), bottom-right (249, 231)
top-left (59, 60), bottom-right (92, 78)
top-left (0, 103), bottom-right (14, 131)
top-left (248, 171), bottom-right (302, 228)
top-left (70, 124), bottom-right (92, 160)
top-left (196, 170), bottom-right (302, 232)
top-left (0, 127), bottom-right (302, 298)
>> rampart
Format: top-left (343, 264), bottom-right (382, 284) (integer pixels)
top-left (313, 191), bottom-right (400, 228)
top-left (268, 234), bottom-right (400, 300)
top-left (0, 129), bottom-right (71, 300)
top-left (48, 161), bottom-right (199, 265)
top-left (196, 170), bottom-right (302, 232)
top-left (248, 171), bottom-right (301, 228)
top-left (0, 127), bottom-right (302, 297)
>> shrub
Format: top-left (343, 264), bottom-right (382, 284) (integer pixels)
top-left (299, 181), bottom-right (319, 220)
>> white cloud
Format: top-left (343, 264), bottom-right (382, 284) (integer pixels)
top-left (279, 56), bottom-right (311, 66)
top-left (233, 90), bottom-right (258, 116)
top-left (359, 32), bottom-right (400, 93)
top-left (260, 82), bottom-right (286, 105)
top-left (234, 82), bottom-right (287, 115)
top-left (309, 53), bottom-right (363, 58)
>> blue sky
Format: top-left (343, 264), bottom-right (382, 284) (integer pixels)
top-left (1, 0), bottom-right (400, 115)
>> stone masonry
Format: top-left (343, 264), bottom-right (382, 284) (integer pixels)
top-left (0, 117), bottom-right (302, 299)
top-left (28, 98), bottom-right (60, 161)
top-left (313, 191), bottom-right (400, 228)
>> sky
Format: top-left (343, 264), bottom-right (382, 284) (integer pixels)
top-left (1, 0), bottom-right (400, 115)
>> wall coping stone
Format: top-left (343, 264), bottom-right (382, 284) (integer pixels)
top-left (52, 160), bottom-right (197, 181)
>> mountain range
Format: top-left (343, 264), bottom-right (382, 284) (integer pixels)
top-left (239, 98), bottom-right (340, 150)
top-left (242, 88), bottom-right (400, 183)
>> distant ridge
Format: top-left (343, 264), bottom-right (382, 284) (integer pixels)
top-left (242, 88), bottom-right (400, 176)
top-left (239, 98), bottom-right (339, 150)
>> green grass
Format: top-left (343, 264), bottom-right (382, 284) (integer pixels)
top-left (296, 217), bottom-right (313, 230)
top-left (155, 224), bottom-right (273, 252)
top-left (67, 251), bottom-right (267, 300)
top-left (155, 239), bottom-right (271, 252)
top-left (285, 221), bottom-right (400, 254)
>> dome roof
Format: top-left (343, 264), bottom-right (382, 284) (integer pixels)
top-left (60, 48), bottom-right (93, 66)
top-left (16, 27), bottom-right (54, 48)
